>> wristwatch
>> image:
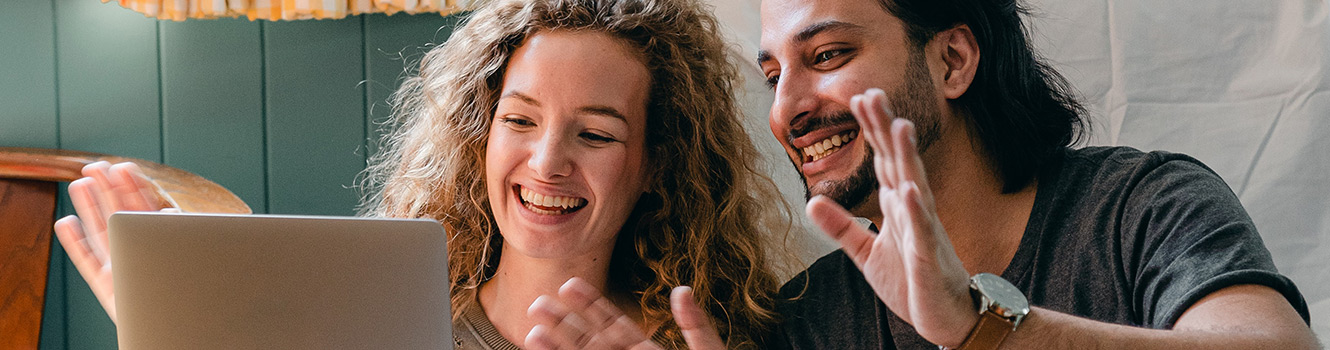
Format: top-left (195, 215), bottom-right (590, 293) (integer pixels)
top-left (952, 273), bottom-right (1029, 350)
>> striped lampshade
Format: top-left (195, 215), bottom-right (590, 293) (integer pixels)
top-left (102, 0), bottom-right (480, 21)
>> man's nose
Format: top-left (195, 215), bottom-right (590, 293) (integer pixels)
top-left (770, 71), bottom-right (819, 136)
top-left (527, 133), bottom-right (574, 179)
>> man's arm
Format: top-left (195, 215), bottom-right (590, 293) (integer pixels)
top-left (1007, 285), bottom-right (1318, 349)
top-left (808, 89), bottom-right (1319, 349)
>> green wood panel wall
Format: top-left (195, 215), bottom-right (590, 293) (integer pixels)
top-left (0, 1), bottom-right (458, 348)
top-left (54, 0), bottom-right (162, 348)
top-left (0, 1), bottom-right (58, 149)
top-left (160, 19), bottom-right (268, 214)
top-left (264, 18), bottom-right (367, 216)
top-left (363, 13), bottom-right (463, 156)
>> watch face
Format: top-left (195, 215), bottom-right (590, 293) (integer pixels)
top-left (972, 273), bottom-right (1029, 318)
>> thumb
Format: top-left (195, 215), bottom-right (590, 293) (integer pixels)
top-left (671, 286), bottom-right (725, 350)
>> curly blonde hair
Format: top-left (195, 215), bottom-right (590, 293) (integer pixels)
top-left (360, 0), bottom-right (792, 347)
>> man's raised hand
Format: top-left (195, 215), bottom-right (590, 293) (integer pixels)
top-left (803, 88), bottom-right (978, 348)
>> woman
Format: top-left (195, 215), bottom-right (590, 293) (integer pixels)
top-left (55, 0), bottom-right (791, 348)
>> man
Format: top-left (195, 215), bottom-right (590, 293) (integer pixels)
top-left (759, 0), bottom-right (1316, 349)
top-left (524, 0), bottom-right (1317, 348)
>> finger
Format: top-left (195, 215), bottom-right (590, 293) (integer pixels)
top-left (806, 195), bottom-right (876, 265)
top-left (54, 215), bottom-right (116, 320)
top-left (900, 183), bottom-right (953, 261)
top-left (892, 119), bottom-right (934, 207)
top-left (879, 187), bottom-right (909, 261)
top-left (671, 286), bottom-right (725, 350)
top-left (82, 162), bottom-right (127, 215)
top-left (849, 95), bottom-right (874, 149)
top-left (528, 295), bottom-right (594, 347)
top-left (525, 325), bottom-right (562, 350)
top-left (583, 316), bottom-right (658, 350)
top-left (54, 215), bottom-right (105, 271)
top-left (67, 178), bottom-right (111, 262)
top-left (864, 89), bottom-right (900, 188)
top-left (850, 93), bottom-right (886, 159)
top-left (851, 90), bottom-right (899, 190)
top-left (110, 162), bottom-right (160, 211)
top-left (559, 278), bottom-right (622, 329)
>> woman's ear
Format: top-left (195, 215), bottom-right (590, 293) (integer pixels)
top-left (936, 25), bottom-right (980, 100)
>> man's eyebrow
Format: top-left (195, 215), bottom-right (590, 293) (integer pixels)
top-left (757, 20), bottom-right (867, 66)
top-left (500, 91), bottom-right (540, 106)
top-left (797, 20), bottom-right (866, 42)
top-left (757, 50), bottom-right (773, 65)
top-left (578, 105), bottom-right (627, 123)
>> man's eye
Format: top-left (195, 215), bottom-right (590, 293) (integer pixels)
top-left (814, 49), bottom-right (847, 64)
top-left (765, 75), bottom-right (780, 89)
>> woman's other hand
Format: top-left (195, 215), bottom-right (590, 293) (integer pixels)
top-left (52, 161), bottom-right (166, 323)
top-left (525, 278), bottom-right (724, 350)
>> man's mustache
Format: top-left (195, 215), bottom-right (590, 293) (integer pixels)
top-left (788, 111), bottom-right (858, 143)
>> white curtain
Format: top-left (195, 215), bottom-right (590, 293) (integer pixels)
top-left (709, 0), bottom-right (1330, 341)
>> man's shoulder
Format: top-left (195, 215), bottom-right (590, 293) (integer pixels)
top-left (1049, 146), bottom-right (1224, 201)
top-left (1061, 146), bottom-right (1217, 180)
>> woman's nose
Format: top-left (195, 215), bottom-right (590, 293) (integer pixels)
top-left (527, 133), bottom-right (573, 179)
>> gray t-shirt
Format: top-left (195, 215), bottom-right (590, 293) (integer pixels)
top-left (771, 146), bottom-right (1310, 349)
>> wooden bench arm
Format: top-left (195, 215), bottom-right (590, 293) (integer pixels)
top-left (0, 147), bottom-right (251, 214)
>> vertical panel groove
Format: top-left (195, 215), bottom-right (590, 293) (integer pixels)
top-left (361, 15), bottom-right (370, 169)
top-left (51, 0), bottom-right (62, 151)
top-left (260, 22), bottom-right (270, 214)
top-left (48, 0), bottom-right (67, 346)
top-left (157, 21), bottom-right (166, 163)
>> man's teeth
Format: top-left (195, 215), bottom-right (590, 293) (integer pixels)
top-left (803, 131), bottom-right (857, 162)
top-left (519, 187), bottom-right (586, 209)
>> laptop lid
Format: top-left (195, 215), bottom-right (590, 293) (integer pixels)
top-left (108, 212), bottom-right (452, 350)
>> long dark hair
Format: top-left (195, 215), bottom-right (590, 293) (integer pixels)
top-left (881, 0), bottom-right (1088, 192)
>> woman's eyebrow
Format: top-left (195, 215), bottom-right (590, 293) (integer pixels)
top-left (578, 105), bottom-right (627, 123)
top-left (500, 91), bottom-right (541, 106)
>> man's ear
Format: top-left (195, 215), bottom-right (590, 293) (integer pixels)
top-left (935, 25), bottom-right (979, 100)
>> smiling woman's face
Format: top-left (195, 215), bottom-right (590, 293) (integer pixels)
top-left (485, 30), bottom-right (651, 261)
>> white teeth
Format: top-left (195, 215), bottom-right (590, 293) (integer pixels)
top-left (801, 131), bottom-right (858, 162)
top-left (519, 186), bottom-right (585, 210)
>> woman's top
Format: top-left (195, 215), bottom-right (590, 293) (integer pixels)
top-left (452, 292), bottom-right (673, 349)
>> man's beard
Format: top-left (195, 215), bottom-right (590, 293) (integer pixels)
top-left (797, 47), bottom-right (943, 211)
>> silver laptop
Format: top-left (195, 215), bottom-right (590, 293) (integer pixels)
top-left (108, 212), bottom-right (452, 350)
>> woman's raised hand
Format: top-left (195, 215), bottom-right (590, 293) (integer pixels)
top-left (52, 161), bottom-right (167, 323)
top-left (525, 278), bottom-right (725, 350)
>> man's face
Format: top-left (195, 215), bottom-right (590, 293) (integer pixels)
top-left (759, 0), bottom-right (943, 213)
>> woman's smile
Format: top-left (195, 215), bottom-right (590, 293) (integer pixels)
top-left (514, 184), bottom-right (588, 215)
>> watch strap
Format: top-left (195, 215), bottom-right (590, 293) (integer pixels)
top-left (954, 310), bottom-right (1014, 350)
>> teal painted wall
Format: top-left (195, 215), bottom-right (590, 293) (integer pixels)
top-left (0, 1), bottom-right (461, 348)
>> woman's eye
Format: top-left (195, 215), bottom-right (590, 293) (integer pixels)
top-left (581, 132), bottom-right (618, 144)
top-left (500, 117), bottom-right (535, 127)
